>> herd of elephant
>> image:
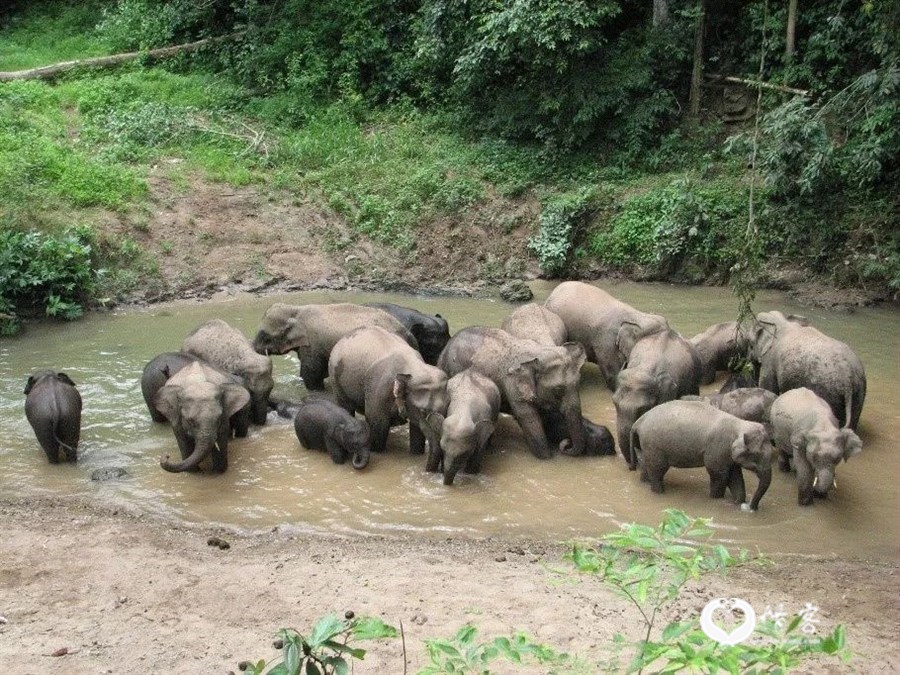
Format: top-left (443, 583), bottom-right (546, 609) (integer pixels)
top-left (23, 281), bottom-right (866, 511)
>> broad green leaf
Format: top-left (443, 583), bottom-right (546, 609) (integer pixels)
top-left (455, 624), bottom-right (477, 645)
top-left (351, 616), bottom-right (398, 640)
top-left (304, 661), bottom-right (321, 675)
top-left (283, 642), bottom-right (301, 674)
top-left (308, 615), bottom-right (345, 647)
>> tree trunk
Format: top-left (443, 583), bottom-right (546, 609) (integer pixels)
top-left (653, 0), bottom-right (669, 27)
top-left (689, 0), bottom-right (707, 117)
top-left (785, 0), bottom-right (798, 63)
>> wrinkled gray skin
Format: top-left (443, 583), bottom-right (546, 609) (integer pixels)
top-left (682, 387), bottom-right (777, 430)
top-left (365, 302), bottom-right (450, 366)
top-left (770, 387), bottom-right (862, 506)
top-left (544, 281), bottom-right (669, 390)
top-left (500, 303), bottom-right (567, 346)
top-left (329, 326), bottom-right (449, 464)
top-left (439, 369), bottom-right (502, 485)
top-left (182, 319), bottom-right (274, 426)
top-left (689, 320), bottom-right (750, 385)
top-left (751, 311), bottom-right (866, 430)
top-left (613, 329), bottom-right (701, 464)
top-left (141, 352), bottom-right (250, 437)
top-left (630, 400), bottom-right (773, 510)
top-left (252, 303), bottom-right (418, 389)
top-left (154, 361), bottom-right (250, 473)
top-left (293, 398), bottom-right (371, 470)
top-left (438, 327), bottom-right (587, 459)
top-left (24, 371), bottom-right (82, 464)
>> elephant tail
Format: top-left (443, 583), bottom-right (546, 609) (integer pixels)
top-left (843, 388), bottom-right (854, 429)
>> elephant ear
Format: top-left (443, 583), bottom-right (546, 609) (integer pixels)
top-left (57, 372), bottom-right (76, 387)
top-left (474, 419), bottom-right (495, 450)
top-left (616, 321), bottom-right (643, 358)
top-left (393, 373), bottom-right (412, 417)
top-left (425, 411), bottom-right (445, 435)
top-left (23, 375), bottom-right (36, 395)
top-left (731, 433), bottom-right (749, 462)
top-left (655, 371), bottom-right (678, 404)
top-left (508, 358), bottom-right (539, 403)
top-left (285, 316), bottom-right (312, 349)
top-left (563, 342), bottom-right (587, 370)
top-left (222, 383), bottom-right (251, 417)
top-left (153, 385), bottom-right (182, 423)
top-left (840, 429), bottom-right (862, 461)
top-left (789, 430), bottom-right (807, 454)
top-left (753, 318), bottom-right (778, 357)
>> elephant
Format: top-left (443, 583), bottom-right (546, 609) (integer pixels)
top-left (558, 417), bottom-right (616, 457)
top-left (613, 329), bottom-right (701, 464)
top-left (630, 400), bottom-right (773, 511)
top-left (437, 326), bottom-right (587, 459)
top-left (365, 302), bottom-right (450, 366)
top-left (500, 303), bottom-right (567, 346)
top-left (153, 361), bottom-right (251, 473)
top-left (293, 397), bottom-right (371, 470)
top-left (718, 370), bottom-right (758, 393)
top-left (328, 326), bottom-right (449, 463)
top-left (682, 387), bottom-right (777, 430)
top-left (252, 303), bottom-right (418, 389)
top-left (439, 369), bottom-right (502, 485)
top-left (769, 387), bottom-right (862, 506)
top-left (141, 352), bottom-right (251, 437)
top-left (750, 311), bottom-right (866, 429)
top-left (544, 281), bottom-right (669, 390)
top-left (24, 371), bottom-right (82, 464)
top-left (182, 319), bottom-right (274, 426)
top-left (689, 320), bottom-right (750, 385)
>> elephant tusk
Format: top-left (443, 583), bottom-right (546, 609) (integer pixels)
top-left (832, 478), bottom-right (837, 491)
top-left (812, 475), bottom-right (818, 488)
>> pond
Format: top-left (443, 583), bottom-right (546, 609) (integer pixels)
top-left (1, 281), bottom-right (897, 560)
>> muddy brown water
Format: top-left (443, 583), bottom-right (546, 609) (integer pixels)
top-left (1, 282), bottom-right (897, 560)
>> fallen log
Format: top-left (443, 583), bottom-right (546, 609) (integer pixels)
top-left (704, 73), bottom-right (810, 97)
top-left (0, 33), bottom-right (241, 83)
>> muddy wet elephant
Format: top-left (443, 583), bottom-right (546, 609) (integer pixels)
top-left (328, 326), bottom-right (449, 462)
top-left (439, 369), bottom-right (502, 485)
top-left (154, 361), bottom-right (251, 473)
top-left (182, 319), bottom-right (274, 426)
top-left (690, 320), bottom-right (750, 385)
top-left (750, 311), bottom-right (866, 429)
top-left (770, 387), bottom-right (862, 506)
top-left (253, 303), bottom-right (418, 390)
top-left (141, 352), bottom-right (251, 437)
top-left (613, 329), bottom-right (701, 464)
top-left (544, 281), bottom-right (669, 391)
top-left (630, 400), bottom-right (773, 511)
top-left (500, 303), bottom-right (567, 347)
top-left (438, 326), bottom-right (587, 459)
top-left (365, 302), bottom-right (450, 366)
top-left (24, 371), bottom-right (82, 464)
top-left (293, 397), bottom-right (371, 469)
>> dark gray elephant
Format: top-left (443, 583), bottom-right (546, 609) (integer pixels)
top-left (182, 319), bottom-right (274, 426)
top-left (439, 369), bottom-right (502, 485)
top-left (557, 417), bottom-right (616, 457)
top-left (682, 387), bottom-right (777, 429)
top-left (438, 327), bottom-right (587, 459)
top-left (365, 302), bottom-right (450, 366)
top-left (252, 303), bottom-right (418, 389)
top-left (293, 398), bottom-right (371, 470)
top-left (500, 303), bottom-right (567, 346)
top-left (141, 352), bottom-right (251, 437)
top-left (751, 311), bottom-right (866, 429)
top-left (689, 320), bottom-right (750, 385)
top-left (154, 361), bottom-right (250, 473)
top-left (630, 400), bottom-right (773, 511)
top-left (328, 326), bottom-right (449, 463)
top-left (544, 281), bottom-right (669, 390)
top-left (24, 371), bottom-right (82, 464)
top-left (613, 329), bottom-right (701, 464)
top-left (770, 387), bottom-right (862, 506)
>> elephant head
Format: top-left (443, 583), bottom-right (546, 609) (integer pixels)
top-left (792, 427), bottom-right (862, 497)
top-left (751, 311), bottom-right (812, 360)
top-left (439, 416), bottom-right (494, 485)
top-left (394, 370), bottom-right (449, 465)
top-left (154, 363), bottom-right (250, 473)
top-left (616, 368), bottom-right (678, 466)
top-left (242, 359), bottom-right (275, 425)
top-left (337, 420), bottom-right (372, 470)
top-left (731, 425), bottom-right (774, 510)
top-left (616, 315), bottom-right (668, 361)
top-left (253, 303), bottom-right (309, 356)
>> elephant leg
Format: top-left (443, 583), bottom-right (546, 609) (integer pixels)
top-left (231, 409), bottom-right (250, 438)
top-left (708, 469), bottom-right (729, 499)
top-left (778, 450), bottom-right (792, 473)
top-left (511, 402), bottom-right (552, 459)
top-left (324, 436), bottom-right (348, 464)
top-left (33, 424), bottom-right (61, 463)
top-left (649, 472), bottom-right (665, 494)
top-left (727, 464), bottom-right (747, 504)
top-left (300, 356), bottom-right (327, 391)
top-left (409, 423), bottom-right (427, 456)
top-left (465, 449), bottom-right (483, 474)
top-left (369, 417), bottom-right (390, 454)
top-left (794, 449), bottom-right (814, 506)
top-left (210, 430), bottom-right (229, 473)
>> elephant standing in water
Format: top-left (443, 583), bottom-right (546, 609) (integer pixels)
top-left (154, 361), bottom-right (250, 473)
top-left (328, 326), bottom-right (449, 462)
top-left (750, 311), bottom-right (866, 429)
top-left (438, 327), bottom-right (587, 459)
top-left (630, 400), bottom-right (773, 511)
top-left (252, 303), bottom-right (418, 389)
top-left (439, 369), bottom-right (502, 485)
top-left (24, 371), bottom-right (82, 464)
top-left (182, 319), bottom-right (274, 426)
top-left (689, 320), bottom-right (750, 385)
top-left (500, 303), bottom-right (567, 346)
top-left (365, 302), bottom-right (450, 366)
top-left (293, 397), bottom-right (372, 470)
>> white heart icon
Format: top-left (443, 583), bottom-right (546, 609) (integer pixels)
top-left (700, 597), bottom-right (756, 646)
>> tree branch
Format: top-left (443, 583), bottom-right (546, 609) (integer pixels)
top-left (705, 73), bottom-right (810, 97)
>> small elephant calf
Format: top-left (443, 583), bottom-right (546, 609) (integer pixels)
top-left (24, 370), bottom-right (82, 464)
top-left (630, 400), bottom-right (773, 511)
top-left (439, 369), bottom-right (502, 485)
top-left (293, 398), bottom-right (372, 470)
top-left (770, 387), bottom-right (862, 506)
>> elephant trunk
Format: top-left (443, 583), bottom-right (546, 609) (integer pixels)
top-left (748, 464), bottom-right (772, 511)
top-left (250, 394), bottom-right (268, 426)
top-left (813, 468), bottom-right (835, 496)
top-left (562, 396), bottom-right (586, 456)
top-left (351, 447), bottom-right (370, 470)
top-left (443, 454), bottom-right (466, 485)
top-left (161, 436), bottom-right (213, 473)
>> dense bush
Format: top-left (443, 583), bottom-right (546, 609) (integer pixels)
top-left (529, 188), bottom-right (600, 277)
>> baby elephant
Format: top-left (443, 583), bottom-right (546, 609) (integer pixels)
top-left (294, 398), bottom-right (372, 470)
top-left (440, 369), bottom-right (502, 485)
top-left (770, 388), bottom-right (862, 506)
top-left (24, 371), bottom-right (83, 464)
top-left (630, 400), bottom-right (773, 511)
